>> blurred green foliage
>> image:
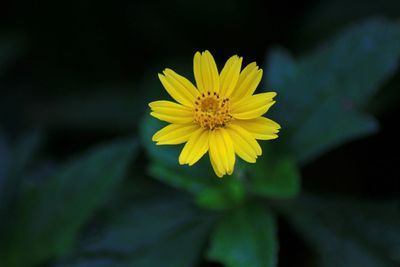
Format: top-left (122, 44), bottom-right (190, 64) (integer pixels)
top-left (0, 138), bottom-right (137, 267)
top-left (266, 18), bottom-right (400, 163)
top-left (1, 1), bottom-right (400, 266)
top-left (56, 195), bottom-right (214, 267)
top-left (207, 204), bottom-right (277, 267)
top-left (279, 196), bottom-right (400, 267)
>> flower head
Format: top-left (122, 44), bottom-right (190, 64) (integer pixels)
top-left (149, 51), bottom-right (280, 177)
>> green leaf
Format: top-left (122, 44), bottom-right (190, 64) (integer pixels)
top-left (280, 195), bottom-right (400, 267)
top-left (0, 129), bottom-right (42, 194)
top-left (207, 203), bottom-right (278, 267)
top-left (9, 130), bottom-right (42, 176)
top-left (195, 180), bottom-right (246, 210)
top-left (56, 259), bottom-right (116, 267)
top-left (55, 194), bottom-right (215, 267)
top-left (250, 154), bottom-right (301, 199)
top-left (265, 18), bottom-right (400, 163)
top-left (81, 195), bottom-right (206, 255)
top-left (128, 221), bottom-right (211, 267)
top-left (149, 161), bottom-right (246, 210)
top-left (0, 129), bottom-right (42, 229)
top-left (0, 138), bottom-right (138, 267)
top-left (291, 101), bottom-right (378, 161)
top-left (56, 223), bottom-right (210, 267)
top-left (0, 128), bottom-right (10, 192)
top-left (148, 161), bottom-right (215, 194)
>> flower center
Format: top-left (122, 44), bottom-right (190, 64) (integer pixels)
top-left (194, 91), bottom-right (232, 130)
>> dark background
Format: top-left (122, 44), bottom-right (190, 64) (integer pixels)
top-left (1, 0), bottom-right (399, 196)
top-left (1, 0), bottom-right (400, 266)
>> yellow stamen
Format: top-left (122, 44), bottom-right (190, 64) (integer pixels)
top-left (194, 91), bottom-right (232, 130)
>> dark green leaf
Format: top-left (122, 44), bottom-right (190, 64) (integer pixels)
top-left (0, 129), bottom-right (42, 229)
top-left (207, 203), bottom-right (278, 267)
top-left (291, 102), bottom-right (378, 161)
top-left (149, 162), bottom-right (246, 210)
top-left (148, 161), bottom-right (215, 194)
top-left (55, 195), bottom-right (214, 267)
top-left (56, 223), bottom-right (210, 267)
top-left (9, 129), bottom-right (42, 177)
top-left (56, 259), bottom-right (116, 267)
top-left (129, 221), bottom-right (211, 267)
top-left (0, 129), bottom-right (42, 195)
top-left (0, 138), bottom-right (138, 267)
top-left (81, 196), bottom-right (205, 255)
top-left (0, 128), bottom-right (9, 193)
top-left (195, 180), bottom-right (246, 210)
top-left (280, 195), bottom-right (400, 267)
top-left (250, 155), bottom-right (301, 199)
top-left (265, 18), bottom-right (400, 163)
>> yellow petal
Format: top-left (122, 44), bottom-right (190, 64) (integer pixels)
top-left (193, 50), bottom-right (219, 94)
top-left (226, 123), bottom-right (262, 163)
top-left (179, 128), bottom-right (209, 166)
top-left (209, 151), bottom-right (224, 178)
top-left (232, 117), bottom-right (280, 140)
top-left (230, 92), bottom-right (276, 120)
top-left (237, 63), bottom-right (258, 85)
top-left (158, 69), bottom-right (198, 107)
top-left (149, 100), bottom-right (194, 124)
top-left (193, 52), bottom-right (205, 92)
top-left (219, 55), bottom-right (243, 98)
top-left (231, 62), bottom-right (263, 100)
top-left (220, 128), bottom-right (236, 175)
top-left (209, 129), bottom-right (235, 176)
top-left (152, 123), bottom-right (200, 145)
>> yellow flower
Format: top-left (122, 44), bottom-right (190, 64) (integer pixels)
top-left (149, 51), bottom-right (280, 178)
